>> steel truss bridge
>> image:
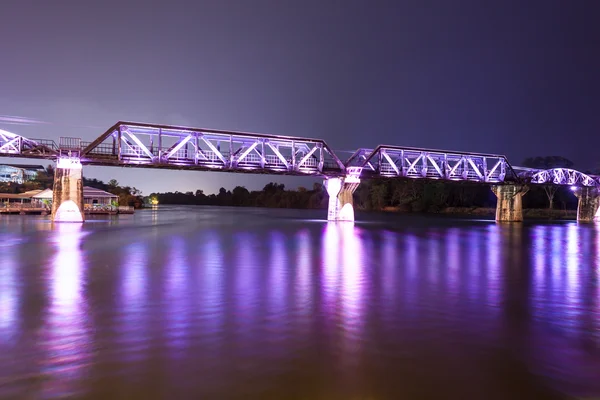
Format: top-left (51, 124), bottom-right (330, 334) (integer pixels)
top-left (0, 123), bottom-right (597, 187)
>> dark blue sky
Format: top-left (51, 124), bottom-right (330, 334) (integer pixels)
top-left (1, 0), bottom-right (598, 194)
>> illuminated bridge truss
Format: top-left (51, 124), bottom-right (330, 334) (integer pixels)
top-left (3, 122), bottom-right (600, 188)
top-left (79, 122), bottom-right (346, 176)
top-left (346, 146), bottom-right (516, 183)
top-left (0, 129), bottom-right (57, 159)
top-left (526, 168), bottom-right (598, 187)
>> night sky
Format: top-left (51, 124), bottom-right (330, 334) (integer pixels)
top-left (1, 0), bottom-right (598, 195)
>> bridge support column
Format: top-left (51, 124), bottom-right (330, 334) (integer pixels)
top-left (573, 187), bottom-right (600, 222)
top-left (492, 184), bottom-right (529, 222)
top-left (51, 157), bottom-right (85, 222)
top-left (324, 175), bottom-right (360, 222)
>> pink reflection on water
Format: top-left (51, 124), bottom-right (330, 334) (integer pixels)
top-left (426, 233), bottom-right (440, 286)
top-left (445, 228), bottom-right (461, 297)
top-left (466, 229), bottom-right (483, 302)
top-left (118, 241), bottom-right (150, 364)
top-left (0, 242), bottom-right (17, 342)
top-left (322, 222), bottom-right (365, 374)
top-left (122, 241), bottom-right (149, 305)
top-left (165, 236), bottom-right (192, 355)
top-left (381, 230), bottom-right (398, 300)
top-left (41, 223), bottom-right (91, 398)
top-left (294, 230), bottom-right (312, 325)
top-left (268, 231), bottom-right (287, 317)
top-left (234, 232), bottom-right (259, 332)
top-left (321, 223), bottom-right (341, 312)
top-left (564, 224), bottom-right (581, 327)
top-left (198, 232), bottom-right (224, 334)
top-left (403, 234), bottom-right (419, 310)
top-left (339, 223), bottom-right (364, 340)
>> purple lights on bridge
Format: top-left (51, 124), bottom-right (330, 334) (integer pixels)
top-left (0, 121), bottom-right (599, 188)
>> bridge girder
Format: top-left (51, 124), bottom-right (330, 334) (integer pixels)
top-left (524, 168), bottom-right (599, 187)
top-left (79, 122), bottom-right (346, 177)
top-left (346, 145), bottom-right (516, 183)
top-left (0, 129), bottom-right (57, 159)
top-left (2, 123), bottom-right (600, 189)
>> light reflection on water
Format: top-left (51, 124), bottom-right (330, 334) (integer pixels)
top-left (0, 208), bottom-right (599, 399)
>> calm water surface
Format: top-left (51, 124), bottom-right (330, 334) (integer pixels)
top-left (0, 206), bottom-right (599, 399)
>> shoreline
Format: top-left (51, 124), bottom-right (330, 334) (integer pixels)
top-left (381, 206), bottom-right (576, 220)
top-left (142, 203), bottom-right (578, 221)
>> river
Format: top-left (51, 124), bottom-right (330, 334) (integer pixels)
top-left (0, 206), bottom-right (599, 399)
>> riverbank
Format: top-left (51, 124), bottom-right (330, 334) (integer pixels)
top-left (440, 207), bottom-right (576, 220)
top-left (379, 205), bottom-right (576, 219)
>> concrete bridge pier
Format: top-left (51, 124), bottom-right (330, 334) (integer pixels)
top-left (573, 187), bottom-right (600, 222)
top-left (51, 157), bottom-right (85, 222)
top-left (492, 184), bottom-right (529, 222)
top-left (324, 175), bottom-right (360, 221)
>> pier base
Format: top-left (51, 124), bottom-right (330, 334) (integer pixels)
top-left (51, 158), bottom-right (85, 222)
top-left (492, 184), bottom-right (529, 222)
top-left (324, 176), bottom-right (360, 221)
top-left (573, 187), bottom-right (600, 222)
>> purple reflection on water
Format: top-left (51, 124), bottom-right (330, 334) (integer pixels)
top-left (381, 230), bottom-right (398, 300)
top-left (235, 232), bottom-right (259, 325)
top-left (321, 223), bottom-right (341, 313)
top-left (122, 241), bottom-right (148, 305)
top-left (338, 223), bottom-right (365, 365)
top-left (41, 223), bottom-right (91, 398)
top-left (403, 233), bottom-right (418, 311)
top-left (198, 231), bottom-right (224, 335)
top-left (484, 225), bottom-right (502, 310)
top-left (445, 228), bottom-right (461, 297)
top-left (527, 223), bottom-right (600, 396)
top-left (165, 236), bottom-right (192, 355)
top-left (294, 229), bottom-right (312, 328)
top-left (118, 241), bottom-right (150, 364)
top-left (268, 231), bottom-right (287, 318)
top-left (0, 239), bottom-right (17, 342)
top-left (466, 229), bottom-right (483, 303)
top-left (425, 232), bottom-right (440, 286)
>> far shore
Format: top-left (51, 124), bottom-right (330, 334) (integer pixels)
top-left (143, 203), bottom-right (578, 221)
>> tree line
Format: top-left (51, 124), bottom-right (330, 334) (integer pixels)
top-left (148, 182), bottom-right (329, 209)
top-left (148, 155), bottom-right (583, 212)
top-left (0, 155), bottom-right (586, 213)
top-left (148, 178), bottom-right (575, 212)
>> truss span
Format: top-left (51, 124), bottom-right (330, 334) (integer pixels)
top-left (80, 122), bottom-right (346, 176)
top-left (528, 168), bottom-right (598, 187)
top-left (346, 145), bottom-right (516, 183)
top-left (0, 129), bottom-right (57, 159)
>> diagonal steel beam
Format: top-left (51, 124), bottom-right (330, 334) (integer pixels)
top-left (486, 160), bottom-right (501, 181)
top-left (266, 141), bottom-right (289, 169)
top-left (0, 137), bottom-right (20, 153)
top-left (123, 129), bottom-right (154, 160)
top-left (382, 150), bottom-right (400, 175)
top-left (406, 154), bottom-right (422, 175)
top-left (467, 158), bottom-right (484, 180)
top-left (236, 141), bottom-right (259, 164)
top-left (199, 134), bottom-right (227, 164)
top-left (165, 134), bottom-right (192, 159)
top-left (427, 155), bottom-right (443, 178)
top-left (297, 145), bottom-right (318, 169)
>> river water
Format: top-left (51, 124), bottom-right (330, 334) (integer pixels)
top-left (0, 206), bottom-right (599, 399)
